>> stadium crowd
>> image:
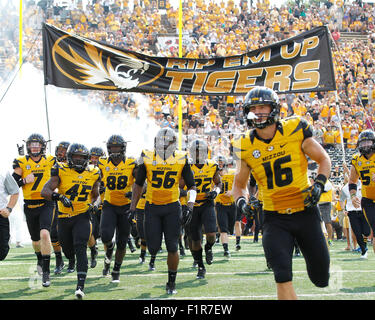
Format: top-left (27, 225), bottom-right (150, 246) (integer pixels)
top-left (2, 0), bottom-right (375, 300)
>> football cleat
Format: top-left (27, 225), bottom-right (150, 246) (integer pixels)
top-left (111, 271), bottom-right (120, 283)
top-left (139, 256), bottom-right (145, 264)
top-left (235, 244), bottom-right (241, 251)
top-left (192, 260), bottom-right (198, 268)
top-left (196, 267), bottom-right (206, 279)
top-left (224, 250), bottom-right (231, 258)
top-left (148, 262), bottom-right (155, 271)
top-left (54, 261), bottom-right (65, 275)
top-left (67, 259), bottom-right (75, 273)
top-left (361, 248), bottom-right (368, 259)
top-left (75, 287), bottom-right (85, 300)
top-left (166, 282), bottom-right (177, 295)
top-left (205, 248), bottom-right (213, 265)
top-left (42, 272), bottom-right (50, 287)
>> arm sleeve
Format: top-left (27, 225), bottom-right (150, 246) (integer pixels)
top-left (135, 163), bottom-right (147, 186)
top-left (4, 172), bottom-right (19, 195)
top-left (181, 161), bottom-right (195, 189)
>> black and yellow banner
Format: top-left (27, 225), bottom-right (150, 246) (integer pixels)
top-left (43, 23), bottom-right (336, 95)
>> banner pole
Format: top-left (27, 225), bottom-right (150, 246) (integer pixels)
top-left (43, 85), bottom-right (52, 153)
top-left (178, 0), bottom-right (183, 150)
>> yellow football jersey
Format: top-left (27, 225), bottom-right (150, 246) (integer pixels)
top-left (351, 152), bottom-right (375, 200)
top-left (13, 155), bottom-right (56, 201)
top-left (191, 159), bottom-right (218, 207)
top-left (232, 116), bottom-right (312, 212)
top-left (216, 168), bottom-right (236, 205)
top-left (141, 150), bottom-right (188, 205)
top-left (53, 163), bottom-right (100, 216)
top-left (98, 158), bottom-right (137, 206)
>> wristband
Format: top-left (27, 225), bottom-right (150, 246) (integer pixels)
top-left (350, 193), bottom-right (356, 198)
top-left (6, 207), bottom-right (12, 213)
top-left (236, 197), bottom-right (247, 210)
top-left (188, 189), bottom-right (197, 203)
top-left (214, 187), bottom-right (221, 194)
top-left (314, 174), bottom-right (327, 188)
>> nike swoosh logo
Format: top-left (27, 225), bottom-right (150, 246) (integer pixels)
top-left (280, 143), bottom-right (287, 148)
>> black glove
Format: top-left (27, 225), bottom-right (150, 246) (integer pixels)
top-left (206, 190), bottom-right (218, 200)
top-left (125, 191), bottom-right (133, 199)
top-left (303, 182), bottom-right (324, 208)
top-left (88, 203), bottom-right (100, 214)
top-left (181, 206), bottom-right (193, 227)
top-left (236, 197), bottom-right (255, 218)
top-left (249, 195), bottom-right (260, 211)
top-left (59, 195), bottom-right (73, 209)
top-left (126, 209), bottom-right (136, 226)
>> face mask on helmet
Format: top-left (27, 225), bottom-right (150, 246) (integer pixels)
top-left (243, 86), bottom-right (280, 129)
top-left (358, 139), bottom-right (374, 155)
top-left (26, 134), bottom-right (46, 157)
top-left (107, 135), bottom-right (126, 160)
top-left (67, 144), bottom-right (89, 171)
top-left (215, 156), bottom-right (227, 170)
top-left (357, 130), bottom-right (375, 156)
top-left (189, 140), bottom-right (208, 165)
top-left (55, 142), bottom-right (70, 162)
top-left (155, 129), bottom-right (177, 160)
top-left (90, 147), bottom-right (105, 165)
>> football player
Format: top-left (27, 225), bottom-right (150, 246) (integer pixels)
top-left (232, 86), bottom-right (331, 300)
top-left (12, 134), bottom-right (56, 287)
top-left (87, 147), bottom-right (106, 269)
top-left (129, 127), bottom-right (196, 295)
top-left (215, 155), bottom-right (236, 257)
top-left (349, 129), bottom-right (375, 254)
top-left (98, 135), bottom-right (137, 283)
top-left (41, 143), bottom-right (101, 299)
top-left (188, 139), bottom-right (222, 279)
top-left (51, 141), bottom-right (70, 274)
top-left (134, 183), bottom-right (147, 264)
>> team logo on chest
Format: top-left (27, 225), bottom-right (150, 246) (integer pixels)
top-left (252, 150), bottom-right (261, 159)
top-left (267, 146), bottom-right (274, 152)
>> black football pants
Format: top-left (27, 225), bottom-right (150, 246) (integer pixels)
top-left (262, 206), bottom-right (330, 287)
top-left (58, 211), bottom-right (91, 275)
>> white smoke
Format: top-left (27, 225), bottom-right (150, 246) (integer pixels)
top-left (0, 63), bottom-right (159, 244)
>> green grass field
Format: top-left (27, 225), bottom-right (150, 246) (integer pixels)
top-left (0, 236), bottom-right (374, 301)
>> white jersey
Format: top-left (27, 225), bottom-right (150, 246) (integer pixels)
top-left (0, 171), bottom-right (19, 210)
top-left (340, 181), bottom-right (362, 212)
